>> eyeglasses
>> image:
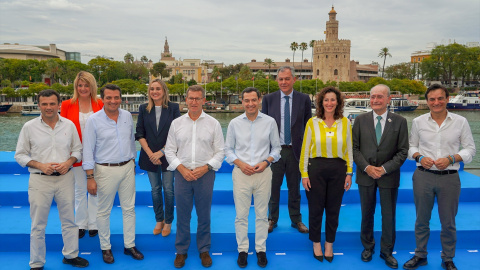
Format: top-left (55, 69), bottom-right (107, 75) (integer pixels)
top-left (187, 97), bottom-right (203, 102)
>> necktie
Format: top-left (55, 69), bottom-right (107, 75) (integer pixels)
top-left (375, 115), bottom-right (382, 144)
top-left (284, 96), bottom-right (291, 145)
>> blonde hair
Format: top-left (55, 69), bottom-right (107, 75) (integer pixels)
top-left (72, 71), bottom-right (99, 104)
top-left (146, 79), bottom-right (170, 113)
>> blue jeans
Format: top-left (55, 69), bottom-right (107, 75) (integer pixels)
top-left (147, 169), bottom-right (175, 224)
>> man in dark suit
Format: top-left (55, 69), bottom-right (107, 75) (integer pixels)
top-left (262, 66), bottom-right (311, 234)
top-left (353, 84), bottom-right (409, 269)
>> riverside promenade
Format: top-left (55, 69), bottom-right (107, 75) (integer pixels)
top-left (0, 151), bottom-right (479, 270)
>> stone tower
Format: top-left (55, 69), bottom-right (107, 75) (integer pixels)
top-left (312, 6), bottom-right (351, 82)
top-left (161, 37), bottom-right (175, 61)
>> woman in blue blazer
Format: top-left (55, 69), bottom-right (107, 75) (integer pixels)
top-left (135, 79), bottom-right (181, 236)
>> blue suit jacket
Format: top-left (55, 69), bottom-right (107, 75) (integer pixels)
top-left (135, 102), bottom-right (181, 172)
top-left (261, 90), bottom-right (312, 161)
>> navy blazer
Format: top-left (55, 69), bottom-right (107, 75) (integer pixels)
top-left (261, 90), bottom-right (312, 161)
top-left (352, 111), bottom-right (409, 188)
top-left (135, 102), bottom-right (181, 172)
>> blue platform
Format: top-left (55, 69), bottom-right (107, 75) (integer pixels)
top-left (0, 151), bottom-right (479, 270)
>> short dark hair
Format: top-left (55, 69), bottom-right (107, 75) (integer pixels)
top-left (241, 87), bottom-right (261, 99)
top-left (186, 85), bottom-right (205, 98)
top-left (425, 83), bottom-right (449, 100)
top-left (100, 84), bottom-right (122, 99)
top-left (315, 86), bottom-right (344, 120)
top-left (38, 89), bottom-right (60, 104)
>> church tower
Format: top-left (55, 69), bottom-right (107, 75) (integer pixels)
top-left (161, 37), bottom-right (175, 61)
top-left (312, 6), bottom-right (351, 82)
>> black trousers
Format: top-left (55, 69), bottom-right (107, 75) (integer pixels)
top-left (268, 147), bottom-right (302, 224)
top-left (358, 181), bottom-right (398, 255)
top-left (306, 157), bottom-right (346, 243)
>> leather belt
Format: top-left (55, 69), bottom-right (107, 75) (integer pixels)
top-left (97, 160), bottom-right (131, 167)
top-left (417, 166), bottom-right (458, 175)
top-left (281, 145), bottom-right (292, 148)
top-left (33, 168), bottom-right (71, 176)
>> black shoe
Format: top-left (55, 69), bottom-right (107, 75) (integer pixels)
top-left (63, 257), bottom-right (89, 268)
top-left (380, 253), bottom-right (398, 269)
top-left (441, 261), bottom-right (457, 270)
top-left (403, 255), bottom-right (427, 270)
top-left (313, 251), bottom-right (323, 262)
top-left (89, 230), bottom-right (98, 237)
top-left (30, 267), bottom-right (44, 270)
top-left (268, 220), bottom-right (277, 233)
top-left (237, 252), bottom-right (248, 268)
top-left (325, 254), bottom-right (334, 263)
top-left (124, 246), bottom-right (144, 260)
top-left (78, 229), bottom-right (86, 239)
top-left (256, 252), bottom-right (268, 268)
top-left (102, 249), bottom-right (114, 264)
top-left (361, 248), bottom-right (374, 262)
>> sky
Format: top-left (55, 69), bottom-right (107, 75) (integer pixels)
top-left (0, 0), bottom-right (479, 67)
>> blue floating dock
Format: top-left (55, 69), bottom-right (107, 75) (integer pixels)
top-left (0, 151), bottom-right (479, 269)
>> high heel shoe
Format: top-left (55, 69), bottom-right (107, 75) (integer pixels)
top-left (324, 254), bottom-right (334, 263)
top-left (313, 251), bottom-right (324, 262)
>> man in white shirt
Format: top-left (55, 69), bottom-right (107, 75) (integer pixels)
top-left (82, 84), bottom-right (143, 264)
top-left (225, 87), bottom-right (281, 268)
top-left (403, 84), bottom-right (475, 270)
top-left (165, 85), bottom-right (225, 268)
top-left (15, 89), bottom-right (89, 270)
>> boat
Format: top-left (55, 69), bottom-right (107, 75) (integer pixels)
top-left (447, 91), bottom-right (480, 110)
top-left (120, 94), bottom-right (148, 114)
top-left (311, 106), bottom-right (372, 124)
top-left (344, 97), bottom-right (418, 112)
top-left (0, 104), bottom-right (13, 114)
top-left (21, 104), bottom-right (41, 116)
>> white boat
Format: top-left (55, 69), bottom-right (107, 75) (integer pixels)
top-left (311, 106), bottom-right (371, 124)
top-left (120, 94), bottom-right (148, 114)
top-left (21, 104), bottom-right (41, 116)
top-left (447, 91), bottom-right (480, 110)
top-left (344, 97), bottom-right (418, 112)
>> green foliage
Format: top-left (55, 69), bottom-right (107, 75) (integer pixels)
top-left (27, 83), bottom-right (49, 97)
top-left (110, 79), bottom-right (147, 95)
top-left (1, 87), bottom-right (18, 98)
top-left (384, 62), bottom-right (415, 80)
top-left (1, 79), bottom-right (12, 88)
top-left (151, 62), bottom-right (169, 79)
top-left (238, 65), bottom-right (253, 81)
top-left (187, 79), bottom-right (197, 86)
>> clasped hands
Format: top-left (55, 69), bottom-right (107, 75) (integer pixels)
top-left (420, 156), bottom-right (450, 171)
top-left (148, 150), bottom-right (164, 165)
top-left (365, 165), bottom-right (386, 179)
top-left (39, 161), bottom-right (72, 175)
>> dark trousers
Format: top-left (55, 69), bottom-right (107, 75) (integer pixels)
top-left (306, 158), bottom-right (346, 243)
top-left (413, 169), bottom-right (460, 261)
top-left (268, 147), bottom-right (302, 224)
top-left (358, 181), bottom-right (398, 255)
top-left (174, 170), bottom-right (215, 254)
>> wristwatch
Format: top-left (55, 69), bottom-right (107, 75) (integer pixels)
top-left (207, 164), bottom-right (213, 171)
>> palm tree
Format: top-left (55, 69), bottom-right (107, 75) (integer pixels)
top-left (299, 42), bottom-right (308, 82)
top-left (263, 58), bottom-right (276, 93)
top-left (124, 52), bottom-right (134, 64)
top-left (378, 47), bottom-right (392, 78)
top-left (263, 58), bottom-right (276, 80)
top-left (309, 40), bottom-right (315, 63)
top-left (290, 42), bottom-right (298, 69)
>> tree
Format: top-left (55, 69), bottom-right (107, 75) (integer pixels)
top-left (299, 42), bottom-right (308, 80)
top-left (151, 62), bottom-right (170, 79)
top-left (290, 42), bottom-right (298, 70)
top-left (211, 66), bottom-right (221, 82)
top-left (378, 47), bottom-right (392, 78)
top-left (124, 53), bottom-right (134, 64)
top-left (238, 65), bottom-right (253, 81)
top-left (44, 59), bottom-right (64, 84)
top-left (384, 62), bottom-right (416, 80)
top-left (140, 55), bottom-right (148, 64)
top-left (263, 58), bottom-right (276, 80)
top-left (309, 40), bottom-right (316, 63)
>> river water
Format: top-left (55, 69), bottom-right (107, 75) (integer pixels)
top-left (1, 110), bottom-right (479, 169)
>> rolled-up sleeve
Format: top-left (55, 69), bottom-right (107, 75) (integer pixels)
top-left (408, 119), bottom-right (420, 160)
top-left (458, 118), bottom-right (476, 164)
top-left (224, 122), bottom-right (239, 165)
top-left (208, 121), bottom-right (225, 170)
top-left (14, 125), bottom-right (32, 167)
top-left (269, 122), bottom-right (281, 162)
top-left (165, 121), bottom-right (181, 170)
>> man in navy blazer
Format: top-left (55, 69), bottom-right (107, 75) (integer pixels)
top-left (353, 84), bottom-right (409, 269)
top-left (261, 66), bottom-right (311, 234)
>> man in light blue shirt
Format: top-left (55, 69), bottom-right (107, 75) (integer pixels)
top-left (82, 84), bottom-right (143, 264)
top-left (225, 87), bottom-right (281, 268)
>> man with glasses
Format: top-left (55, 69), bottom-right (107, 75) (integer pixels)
top-left (165, 85), bottom-right (225, 268)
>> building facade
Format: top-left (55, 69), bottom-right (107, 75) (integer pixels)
top-left (312, 7), bottom-right (351, 82)
top-left (159, 38), bottom-right (206, 83)
top-left (0, 43), bottom-right (68, 61)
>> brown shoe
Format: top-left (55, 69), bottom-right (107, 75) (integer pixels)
top-left (291, 222), bottom-right (309, 233)
top-left (102, 249), bottom-right (114, 264)
top-left (200, 252), bottom-right (212, 267)
top-left (162, 223), bottom-right (172, 237)
top-left (174, 253), bottom-right (188, 268)
top-left (124, 246), bottom-right (144, 260)
top-left (153, 221), bottom-right (165, 235)
top-left (268, 220), bottom-right (277, 233)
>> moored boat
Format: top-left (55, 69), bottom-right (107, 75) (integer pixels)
top-left (0, 104), bottom-right (13, 114)
top-left (447, 91), bottom-right (480, 110)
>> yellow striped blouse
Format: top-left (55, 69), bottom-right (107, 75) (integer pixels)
top-left (299, 116), bottom-right (353, 178)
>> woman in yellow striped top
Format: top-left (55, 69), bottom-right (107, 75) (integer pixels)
top-left (299, 86), bottom-right (353, 263)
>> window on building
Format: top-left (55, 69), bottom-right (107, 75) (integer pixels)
top-left (326, 55), bottom-right (328, 58)
top-left (336, 55), bottom-right (338, 58)
top-left (191, 63), bottom-right (195, 66)
top-left (317, 69), bottom-right (319, 76)
top-left (334, 69), bottom-right (338, 75)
